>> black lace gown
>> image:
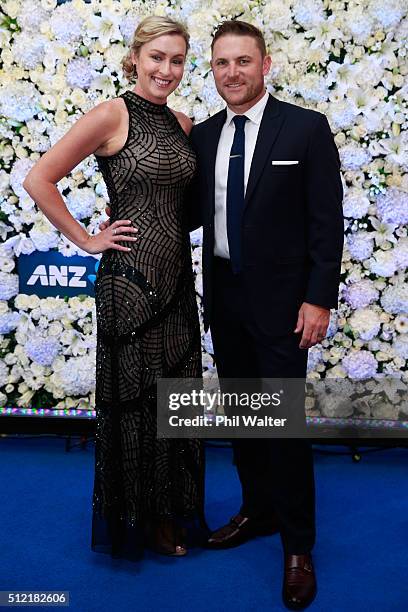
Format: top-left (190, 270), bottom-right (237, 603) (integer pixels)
top-left (91, 91), bottom-right (207, 559)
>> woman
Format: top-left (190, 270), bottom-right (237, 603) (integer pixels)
top-left (24, 16), bottom-right (207, 559)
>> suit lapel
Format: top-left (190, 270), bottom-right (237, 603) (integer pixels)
top-left (202, 109), bottom-right (226, 216)
top-left (244, 95), bottom-right (285, 206)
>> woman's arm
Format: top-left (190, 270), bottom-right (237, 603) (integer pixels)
top-left (23, 99), bottom-right (138, 254)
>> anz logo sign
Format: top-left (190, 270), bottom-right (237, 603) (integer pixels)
top-left (19, 252), bottom-right (100, 297)
top-left (28, 265), bottom-right (88, 287)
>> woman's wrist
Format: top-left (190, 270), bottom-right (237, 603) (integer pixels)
top-left (76, 231), bottom-right (91, 251)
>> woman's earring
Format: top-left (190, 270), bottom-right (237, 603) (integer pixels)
top-left (133, 64), bottom-right (138, 79)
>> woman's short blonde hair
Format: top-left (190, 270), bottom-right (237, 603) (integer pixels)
top-left (121, 15), bottom-right (190, 82)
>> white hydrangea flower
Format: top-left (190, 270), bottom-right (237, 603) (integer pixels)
top-left (343, 187), bottom-right (370, 219)
top-left (296, 73), bottom-right (328, 103)
top-left (29, 222), bottom-right (60, 251)
top-left (202, 330), bottom-right (213, 354)
top-left (342, 351), bottom-right (378, 379)
top-left (51, 354), bottom-right (95, 396)
top-left (368, 0), bottom-right (406, 29)
top-left (339, 143), bottom-right (372, 171)
top-left (0, 81), bottom-right (41, 122)
top-left (0, 310), bottom-right (21, 334)
top-left (349, 308), bottom-right (381, 341)
top-left (66, 58), bottom-right (95, 89)
top-left (49, 4), bottom-right (84, 44)
top-left (17, 0), bottom-right (49, 31)
top-left (11, 32), bottom-right (46, 70)
top-left (25, 334), bottom-right (61, 366)
top-left (343, 280), bottom-right (379, 309)
top-left (199, 79), bottom-right (223, 115)
top-left (0, 169), bottom-right (10, 197)
top-left (328, 101), bottom-right (358, 131)
top-left (0, 272), bottom-right (19, 300)
top-left (9, 158), bottom-right (35, 201)
top-left (369, 250), bottom-right (398, 277)
top-left (343, 7), bottom-right (375, 44)
top-left (326, 311), bottom-right (339, 338)
top-left (190, 227), bottom-right (202, 247)
top-left (393, 238), bottom-right (408, 271)
top-left (381, 285), bottom-right (408, 315)
top-left (66, 187), bottom-right (96, 220)
top-left (292, 0), bottom-right (324, 29)
top-left (0, 361), bottom-right (9, 387)
top-left (307, 346), bottom-right (323, 372)
top-left (119, 13), bottom-right (141, 43)
top-left (347, 232), bottom-right (374, 261)
top-left (393, 335), bottom-right (408, 360)
top-left (192, 102), bottom-right (210, 123)
top-left (376, 188), bottom-right (408, 226)
top-left (262, 1), bottom-right (292, 32)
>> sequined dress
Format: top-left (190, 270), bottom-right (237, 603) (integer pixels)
top-left (91, 91), bottom-right (206, 558)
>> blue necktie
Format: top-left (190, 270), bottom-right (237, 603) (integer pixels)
top-left (226, 115), bottom-right (248, 274)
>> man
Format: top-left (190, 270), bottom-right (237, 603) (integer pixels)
top-left (188, 21), bottom-right (344, 610)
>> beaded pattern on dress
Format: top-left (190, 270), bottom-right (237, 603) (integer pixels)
top-left (90, 91), bottom-right (205, 556)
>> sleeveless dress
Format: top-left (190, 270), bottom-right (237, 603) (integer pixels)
top-left (91, 91), bottom-right (207, 559)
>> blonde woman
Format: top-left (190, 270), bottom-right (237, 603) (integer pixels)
top-left (24, 16), bottom-right (207, 559)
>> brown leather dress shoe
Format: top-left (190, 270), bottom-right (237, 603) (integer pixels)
top-left (282, 553), bottom-right (317, 610)
top-left (206, 513), bottom-right (279, 549)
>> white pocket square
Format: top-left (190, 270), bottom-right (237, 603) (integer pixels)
top-left (271, 160), bottom-right (299, 165)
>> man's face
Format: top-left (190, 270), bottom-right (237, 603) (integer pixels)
top-left (211, 34), bottom-right (271, 109)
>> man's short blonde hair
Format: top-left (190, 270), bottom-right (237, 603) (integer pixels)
top-left (211, 20), bottom-right (267, 57)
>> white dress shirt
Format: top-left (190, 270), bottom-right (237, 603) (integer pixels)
top-left (214, 90), bottom-right (269, 258)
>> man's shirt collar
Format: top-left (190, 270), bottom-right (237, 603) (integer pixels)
top-left (225, 90), bottom-right (269, 127)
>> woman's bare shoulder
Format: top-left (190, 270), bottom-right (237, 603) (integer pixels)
top-left (89, 97), bottom-right (126, 125)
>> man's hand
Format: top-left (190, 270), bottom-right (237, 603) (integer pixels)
top-left (99, 206), bottom-right (112, 231)
top-left (294, 302), bottom-right (330, 349)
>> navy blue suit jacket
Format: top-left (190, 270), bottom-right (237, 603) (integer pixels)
top-left (188, 94), bottom-right (344, 334)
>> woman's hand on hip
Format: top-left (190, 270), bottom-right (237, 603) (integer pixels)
top-left (82, 219), bottom-right (138, 254)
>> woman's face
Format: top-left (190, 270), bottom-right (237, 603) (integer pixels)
top-left (133, 34), bottom-right (187, 104)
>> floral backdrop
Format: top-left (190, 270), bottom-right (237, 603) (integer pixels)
top-left (0, 0), bottom-right (407, 417)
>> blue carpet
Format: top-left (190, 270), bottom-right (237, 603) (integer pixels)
top-left (0, 436), bottom-right (407, 611)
